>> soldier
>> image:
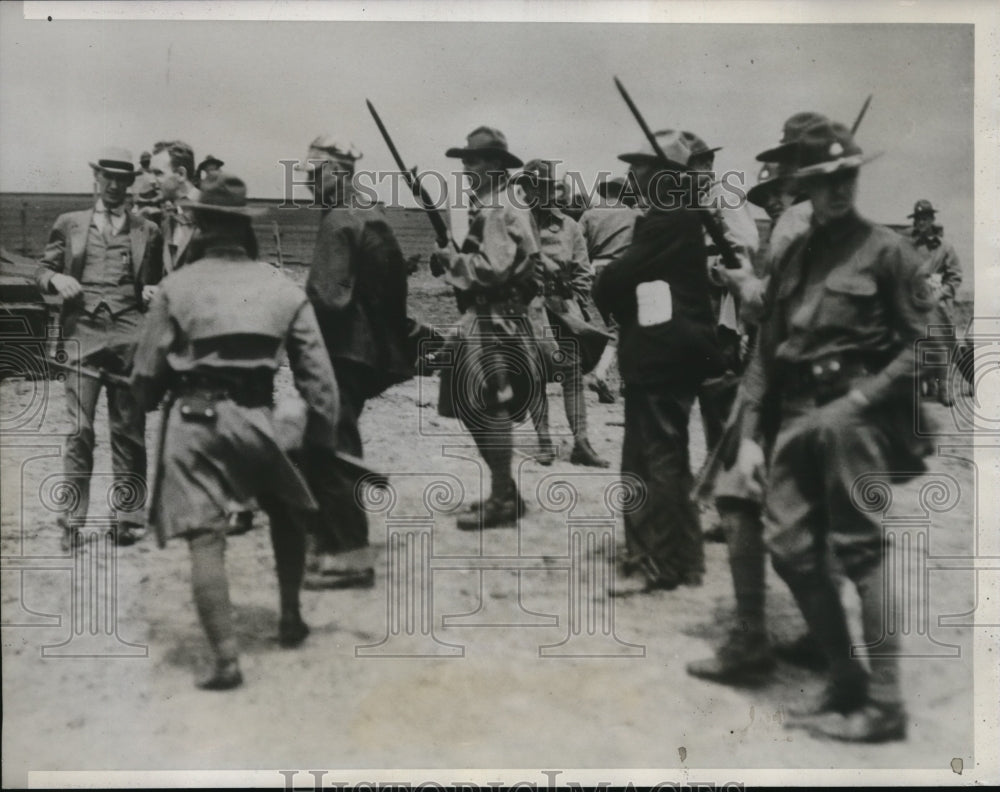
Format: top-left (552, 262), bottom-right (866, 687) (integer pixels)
top-left (731, 119), bottom-right (932, 741)
top-left (687, 113), bottom-right (832, 686)
top-left (514, 159), bottom-right (611, 468)
top-left (35, 146), bottom-right (162, 549)
top-left (131, 173), bottom-right (340, 690)
top-left (299, 134), bottom-right (414, 587)
top-left (593, 130), bottom-right (723, 592)
top-left (430, 126), bottom-right (546, 529)
top-left (578, 175), bottom-right (644, 404)
top-left (149, 140), bottom-right (201, 274)
top-left (906, 199), bottom-right (963, 405)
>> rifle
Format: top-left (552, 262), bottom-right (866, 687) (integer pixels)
top-left (366, 99), bottom-right (457, 252)
top-left (44, 356), bottom-right (131, 388)
top-left (613, 76), bottom-right (742, 270)
top-left (851, 94), bottom-right (873, 136)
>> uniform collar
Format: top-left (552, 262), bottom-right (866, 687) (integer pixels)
top-left (810, 208), bottom-right (863, 243)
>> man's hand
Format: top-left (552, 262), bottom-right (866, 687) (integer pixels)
top-left (732, 438), bottom-right (766, 501)
top-left (142, 285), bottom-right (158, 306)
top-left (429, 246), bottom-right (453, 278)
top-left (50, 273), bottom-right (83, 301)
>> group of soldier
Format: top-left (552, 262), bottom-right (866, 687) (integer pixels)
top-left (33, 107), bottom-right (963, 743)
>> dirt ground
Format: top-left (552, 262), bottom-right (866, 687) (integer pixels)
top-left (0, 269), bottom-right (982, 784)
top-left (1, 379), bottom-right (980, 785)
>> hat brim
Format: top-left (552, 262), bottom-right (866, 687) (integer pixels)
top-left (690, 146), bottom-right (723, 157)
top-left (790, 151), bottom-right (882, 179)
top-left (179, 199), bottom-right (269, 218)
top-left (617, 152), bottom-right (689, 171)
top-left (907, 210), bottom-right (937, 218)
top-left (511, 171), bottom-right (557, 186)
top-left (746, 176), bottom-right (787, 208)
top-left (445, 147), bottom-right (523, 169)
top-left (89, 162), bottom-right (136, 179)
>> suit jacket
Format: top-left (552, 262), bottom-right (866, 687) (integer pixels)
top-left (592, 206), bottom-right (723, 386)
top-left (35, 208), bottom-right (163, 320)
top-left (159, 207), bottom-right (197, 274)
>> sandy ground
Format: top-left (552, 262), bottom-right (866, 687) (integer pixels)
top-left (0, 356), bottom-right (980, 787)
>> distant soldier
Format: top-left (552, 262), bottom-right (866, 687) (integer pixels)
top-left (131, 173), bottom-right (340, 690)
top-left (300, 134), bottom-right (414, 587)
top-left (430, 126), bottom-right (546, 529)
top-left (197, 154), bottom-right (225, 184)
top-left (593, 130), bottom-right (723, 592)
top-left (35, 146), bottom-right (162, 549)
top-left (906, 199), bottom-right (963, 405)
top-left (731, 120), bottom-right (932, 741)
top-left (514, 159), bottom-right (611, 468)
top-left (578, 175), bottom-right (643, 404)
top-left (149, 140), bottom-right (201, 274)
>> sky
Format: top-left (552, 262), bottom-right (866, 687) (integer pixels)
top-left (0, 2), bottom-right (992, 293)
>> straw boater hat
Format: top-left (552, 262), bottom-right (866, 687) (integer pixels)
top-left (89, 147), bottom-right (136, 180)
top-left (296, 135), bottom-right (363, 171)
top-left (179, 172), bottom-right (268, 218)
top-left (786, 119), bottom-right (882, 179)
top-left (445, 126), bottom-right (523, 169)
top-left (908, 199), bottom-right (937, 218)
top-left (618, 129), bottom-right (692, 171)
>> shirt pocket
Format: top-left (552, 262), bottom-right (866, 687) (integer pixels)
top-left (817, 269), bottom-right (880, 328)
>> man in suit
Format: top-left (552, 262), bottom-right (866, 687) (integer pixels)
top-left (36, 147), bottom-right (163, 549)
top-left (299, 134), bottom-right (415, 587)
top-left (593, 130), bottom-right (723, 593)
top-left (149, 140), bottom-right (201, 274)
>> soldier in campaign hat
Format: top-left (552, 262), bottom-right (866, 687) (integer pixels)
top-left (131, 172), bottom-right (340, 690)
top-left (906, 198), bottom-right (963, 405)
top-left (431, 126), bottom-right (548, 529)
top-left (723, 118), bottom-right (931, 741)
top-left (196, 154), bottom-right (225, 183)
top-left (35, 146), bottom-right (163, 549)
top-left (594, 129), bottom-right (723, 592)
top-left (513, 158), bottom-right (612, 468)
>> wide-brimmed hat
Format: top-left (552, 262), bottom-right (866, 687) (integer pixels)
top-left (787, 119), bottom-right (881, 179)
top-left (908, 199), bottom-right (937, 218)
top-left (618, 129), bottom-right (691, 171)
top-left (682, 131), bottom-right (722, 159)
top-left (596, 176), bottom-right (627, 199)
top-left (89, 147), bottom-right (136, 179)
top-left (445, 126), bottom-right (523, 169)
top-left (746, 162), bottom-right (788, 208)
top-left (179, 172), bottom-right (268, 218)
top-left (197, 154), bottom-right (225, 172)
top-left (756, 111), bottom-right (829, 163)
top-left (512, 158), bottom-right (559, 187)
top-left (296, 135), bottom-right (363, 171)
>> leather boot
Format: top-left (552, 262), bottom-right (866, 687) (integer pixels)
top-left (686, 630), bottom-right (776, 687)
top-left (569, 438), bottom-right (610, 468)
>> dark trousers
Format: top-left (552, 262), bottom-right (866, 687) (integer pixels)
top-left (61, 341), bottom-right (146, 531)
top-left (308, 360), bottom-right (370, 555)
top-left (620, 381), bottom-right (703, 585)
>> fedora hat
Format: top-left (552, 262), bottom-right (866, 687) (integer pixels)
top-left (445, 126), bottom-right (523, 169)
top-left (618, 129), bottom-right (691, 171)
top-left (596, 176), bottom-right (627, 199)
top-left (179, 172), bottom-right (268, 218)
top-left (296, 135), bottom-right (362, 171)
top-left (787, 119), bottom-right (881, 179)
top-left (682, 131), bottom-right (722, 158)
top-left (756, 111), bottom-right (829, 163)
top-left (908, 199), bottom-right (937, 218)
top-left (89, 146), bottom-right (136, 179)
top-left (197, 154), bottom-right (225, 172)
top-left (512, 158), bottom-right (559, 186)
